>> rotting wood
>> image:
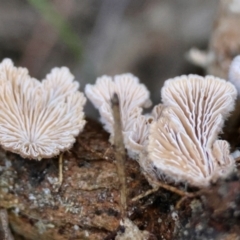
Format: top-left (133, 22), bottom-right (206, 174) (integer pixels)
top-left (0, 119), bottom-right (177, 240)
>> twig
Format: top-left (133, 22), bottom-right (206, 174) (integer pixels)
top-left (175, 196), bottom-right (189, 210)
top-left (131, 187), bottom-right (160, 202)
top-left (131, 180), bottom-right (204, 211)
top-left (131, 181), bottom-right (196, 203)
top-left (0, 209), bottom-right (14, 240)
top-left (153, 182), bottom-right (195, 197)
top-left (176, 190), bottom-right (203, 209)
top-left (56, 153), bottom-right (63, 191)
top-left (111, 93), bottom-right (127, 219)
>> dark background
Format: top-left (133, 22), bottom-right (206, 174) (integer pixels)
top-left (0, 0), bottom-right (218, 116)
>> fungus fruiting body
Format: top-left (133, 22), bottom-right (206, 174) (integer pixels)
top-left (124, 114), bottom-right (153, 159)
top-left (148, 75), bottom-right (237, 187)
top-left (0, 59), bottom-right (86, 160)
top-left (86, 73), bottom-right (237, 187)
top-left (85, 73), bottom-right (151, 145)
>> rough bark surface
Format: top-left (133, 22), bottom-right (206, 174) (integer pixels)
top-left (0, 119), bottom-right (179, 240)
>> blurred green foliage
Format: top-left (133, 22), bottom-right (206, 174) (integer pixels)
top-left (27, 0), bottom-right (82, 60)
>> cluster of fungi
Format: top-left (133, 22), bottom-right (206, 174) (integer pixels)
top-left (0, 56), bottom-right (240, 239)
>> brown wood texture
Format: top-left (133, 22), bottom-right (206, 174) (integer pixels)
top-left (0, 119), bottom-right (179, 240)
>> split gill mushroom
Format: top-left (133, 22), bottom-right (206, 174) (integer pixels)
top-left (0, 59), bottom-right (86, 160)
top-left (147, 75), bottom-right (237, 187)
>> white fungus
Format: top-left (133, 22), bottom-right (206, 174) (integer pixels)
top-left (0, 59), bottom-right (86, 160)
top-left (85, 73), bottom-right (151, 143)
top-left (148, 75), bottom-right (237, 187)
top-left (124, 115), bottom-right (153, 159)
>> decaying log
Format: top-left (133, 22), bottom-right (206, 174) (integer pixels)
top-left (1, 119), bottom-right (239, 240)
top-left (0, 119), bottom-right (179, 240)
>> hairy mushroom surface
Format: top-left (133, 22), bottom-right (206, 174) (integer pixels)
top-left (148, 75), bottom-right (237, 187)
top-left (0, 59), bottom-right (86, 160)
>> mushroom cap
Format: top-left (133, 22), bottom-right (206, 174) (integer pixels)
top-left (229, 55), bottom-right (240, 94)
top-left (0, 59), bottom-right (86, 160)
top-left (148, 74), bottom-right (237, 187)
top-left (85, 73), bottom-right (151, 139)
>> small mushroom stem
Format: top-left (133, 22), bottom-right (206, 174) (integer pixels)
top-left (131, 181), bottom-right (197, 203)
top-left (111, 93), bottom-right (127, 219)
top-left (57, 153), bottom-right (63, 189)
